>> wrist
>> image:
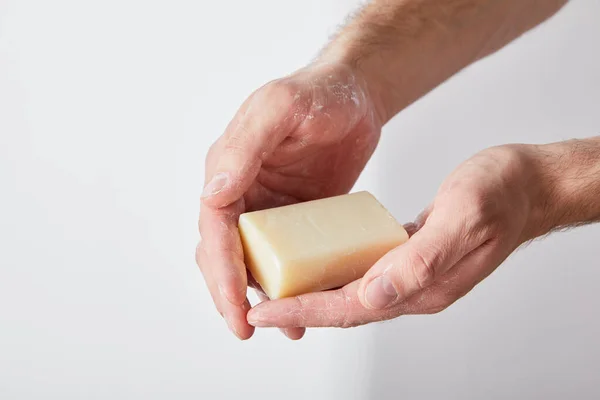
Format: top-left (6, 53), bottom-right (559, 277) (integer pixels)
top-left (316, 44), bottom-right (391, 126)
top-left (318, 0), bottom-right (567, 126)
top-left (525, 138), bottom-right (600, 237)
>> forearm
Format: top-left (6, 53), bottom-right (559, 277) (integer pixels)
top-left (532, 137), bottom-right (600, 236)
top-left (320, 0), bottom-right (568, 124)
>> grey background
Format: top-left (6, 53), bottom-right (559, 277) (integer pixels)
top-left (0, 0), bottom-right (598, 399)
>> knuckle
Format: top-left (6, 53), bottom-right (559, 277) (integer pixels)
top-left (468, 190), bottom-right (494, 218)
top-left (482, 145), bottom-right (526, 175)
top-left (265, 79), bottom-right (301, 106)
top-left (293, 295), bottom-right (307, 311)
top-left (263, 79), bottom-right (311, 123)
top-left (224, 130), bottom-right (251, 155)
top-left (292, 296), bottom-right (308, 326)
top-left (464, 191), bottom-right (502, 237)
top-left (338, 288), bottom-right (355, 329)
top-left (407, 248), bottom-right (437, 290)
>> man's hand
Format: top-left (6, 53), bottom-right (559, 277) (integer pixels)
top-left (199, 0), bottom-right (571, 338)
top-left (246, 140), bottom-right (600, 328)
top-left (197, 63), bottom-right (383, 339)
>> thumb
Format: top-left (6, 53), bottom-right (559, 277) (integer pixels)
top-left (201, 82), bottom-right (306, 208)
top-left (358, 215), bottom-right (481, 310)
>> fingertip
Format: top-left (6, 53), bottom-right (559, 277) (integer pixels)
top-left (247, 300), bottom-right (277, 327)
top-left (246, 307), bottom-right (262, 327)
top-left (200, 173), bottom-right (242, 209)
top-left (226, 300), bottom-right (255, 340)
top-left (239, 326), bottom-right (256, 341)
top-left (280, 328), bottom-right (306, 341)
top-left (228, 321), bottom-right (255, 340)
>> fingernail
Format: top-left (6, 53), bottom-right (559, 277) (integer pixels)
top-left (247, 310), bottom-right (265, 327)
top-left (365, 275), bottom-right (398, 310)
top-left (202, 172), bottom-right (228, 198)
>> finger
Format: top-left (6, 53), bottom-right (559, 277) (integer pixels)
top-left (248, 280), bottom-right (399, 328)
top-left (246, 270), bottom-right (264, 293)
top-left (225, 298), bottom-right (254, 340)
top-left (255, 291), bottom-right (306, 340)
top-left (402, 205), bottom-right (432, 237)
top-left (246, 241), bottom-right (505, 328)
top-left (196, 242), bottom-right (255, 339)
top-left (414, 204), bottom-right (433, 230)
top-left (198, 199), bottom-right (247, 306)
top-left (195, 242), bottom-right (224, 316)
top-left (201, 81), bottom-right (308, 208)
top-left (357, 209), bottom-right (485, 310)
top-left (279, 326), bottom-right (306, 340)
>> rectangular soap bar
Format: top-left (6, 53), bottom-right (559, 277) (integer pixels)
top-left (238, 191), bottom-right (408, 299)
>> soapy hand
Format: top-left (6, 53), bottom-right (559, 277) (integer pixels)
top-left (247, 145), bottom-right (550, 328)
top-left (197, 63), bottom-right (383, 339)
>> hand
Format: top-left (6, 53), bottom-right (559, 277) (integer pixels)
top-left (197, 63), bottom-right (383, 339)
top-left (246, 145), bottom-right (553, 328)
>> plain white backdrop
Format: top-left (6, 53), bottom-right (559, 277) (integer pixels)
top-left (1, 1), bottom-right (599, 399)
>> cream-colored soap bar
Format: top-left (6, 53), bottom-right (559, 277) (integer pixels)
top-left (238, 191), bottom-right (408, 299)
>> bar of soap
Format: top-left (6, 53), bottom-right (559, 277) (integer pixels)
top-left (238, 191), bottom-right (408, 299)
